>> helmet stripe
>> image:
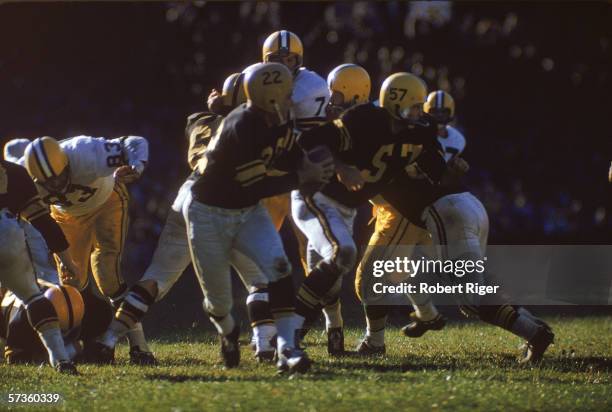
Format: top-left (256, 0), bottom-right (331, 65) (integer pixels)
top-left (281, 30), bottom-right (288, 50)
top-left (277, 31), bottom-right (282, 51)
top-left (436, 91), bottom-right (444, 109)
top-left (32, 139), bottom-right (55, 179)
top-left (231, 72), bottom-right (245, 107)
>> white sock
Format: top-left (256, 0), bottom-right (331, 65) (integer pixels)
top-left (323, 301), bottom-right (343, 330)
top-left (511, 314), bottom-right (540, 341)
top-left (253, 324), bottom-right (276, 352)
top-left (365, 315), bottom-right (386, 347)
top-left (126, 322), bottom-right (150, 352)
top-left (210, 314), bottom-right (235, 336)
top-left (38, 327), bottom-right (69, 366)
top-left (275, 314), bottom-right (301, 353)
top-left (412, 301), bottom-right (439, 321)
top-left (99, 321), bottom-right (127, 349)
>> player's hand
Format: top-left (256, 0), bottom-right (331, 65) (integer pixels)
top-left (207, 89), bottom-right (224, 114)
top-left (298, 149), bottom-right (335, 185)
top-left (448, 156), bottom-right (470, 174)
top-left (55, 251), bottom-right (79, 287)
top-left (114, 165), bottom-right (141, 184)
top-left (336, 163), bottom-right (364, 191)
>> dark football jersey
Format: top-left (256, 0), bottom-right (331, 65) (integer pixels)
top-left (0, 160), bottom-right (68, 252)
top-left (297, 103), bottom-right (446, 208)
top-left (185, 111), bottom-right (224, 171)
top-left (190, 105), bottom-right (303, 208)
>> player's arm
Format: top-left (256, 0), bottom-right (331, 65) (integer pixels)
top-left (7, 163), bottom-right (78, 278)
top-left (88, 135), bottom-right (149, 182)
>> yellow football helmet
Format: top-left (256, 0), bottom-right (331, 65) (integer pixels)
top-left (262, 30), bottom-right (304, 71)
top-left (327, 64), bottom-right (371, 105)
top-left (43, 284), bottom-right (84, 335)
top-left (245, 62), bottom-right (293, 124)
top-left (379, 72), bottom-right (428, 121)
top-left (221, 72), bottom-right (247, 109)
top-left (424, 90), bottom-right (455, 124)
top-left (24, 136), bottom-right (70, 193)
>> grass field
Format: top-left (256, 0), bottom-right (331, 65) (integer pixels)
top-left (1, 316), bottom-right (610, 411)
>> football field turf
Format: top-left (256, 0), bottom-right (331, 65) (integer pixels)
top-left (1, 317), bottom-right (610, 411)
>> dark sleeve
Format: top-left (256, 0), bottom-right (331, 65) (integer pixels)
top-left (29, 214), bottom-right (69, 253)
top-left (414, 140), bottom-right (447, 185)
top-left (297, 122), bottom-right (344, 153)
top-left (231, 116), bottom-right (302, 198)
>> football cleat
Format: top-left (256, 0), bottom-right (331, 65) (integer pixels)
top-left (129, 346), bottom-right (157, 366)
top-left (355, 338), bottom-right (386, 356)
top-left (55, 360), bottom-right (78, 375)
top-left (519, 324), bottom-right (555, 365)
top-left (401, 313), bottom-right (446, 338)
top-left (81, 341), bottom-right (115, 364)
top-left (277, 348), bottom-right (311, 375)
top-left (254, 350), bottom-right (276, 363)
top-left (220, 325), bottom-right (241, 368)
top-left (327, 327), bottom-right (345, 356)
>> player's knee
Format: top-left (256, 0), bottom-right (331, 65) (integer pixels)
top-left (25, 294), bottom-right (58, 333)
top-left (270, 256), bottom-right (292, 281)
top-left (335, 244), bottom-right (357, 274)
top-left (204, 297), bottom-right (232, 319)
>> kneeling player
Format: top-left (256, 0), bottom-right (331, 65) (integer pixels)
top-left (1, 281), bottom-right (84, 364)
top-left (0, 159), bottom-right (79, 373)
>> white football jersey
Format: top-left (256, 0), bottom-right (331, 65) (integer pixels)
top-left (18, 135), bottom-right (148, 216)
top-left (437, 125), bottom-right (466, 162)
top-left (292, 67), bottom-right (330, 131)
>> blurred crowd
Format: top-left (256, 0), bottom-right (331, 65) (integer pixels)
top-left (1, 1), bottom-right (610, 277)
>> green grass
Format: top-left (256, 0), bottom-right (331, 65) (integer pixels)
top-left (1, 317), bottom-right (610, 411)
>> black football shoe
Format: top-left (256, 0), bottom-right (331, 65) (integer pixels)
top-left (81, 341), bottom-right (115, 364)
top-left (355, 337), bottom-right (386, 356)
top-left (55, 360), bottom-right (79, 375)
top-left (327, 327), bottom-right (345, 356)
top-left (519, 324), bottom-right (555, 365)
top-left (401, 313), bottom-right (446, 338)
top-left (220, 325), bottom-right (240, 368)
top-left (277, 347), bottom-right (311, 375)
top-left (129, 346), bottom-right (157, 366)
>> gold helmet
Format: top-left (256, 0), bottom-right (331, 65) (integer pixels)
top-left (424, 90), bottom-right (455, 124)
top-left (24, 136), bottom-right (70, 193)
top-left (379, 72), bottom-right (428, 120)
top-left (43, 284), bottom-right (84, 335)
top-left (262, 30), bottom-right (303, 71)
top-left (221, 72), bottom-right (247, 109)
top-left (327, 64), bottom-right (371, 105)
top-left (245, 62), bottom-right (293, 124)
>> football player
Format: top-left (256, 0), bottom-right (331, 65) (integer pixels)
top-left (292, 72), bottom-right (447, 354)
top-left (295, 63), bottom-right (372, 355)
top-left (260, 30), bottom-right (330, 251)
top-left (96, 71), bottom-right (280, 363)
top-left (183, 63), bottom-right (333, 373)
top-left (1, 280), bottom-right (85, 364)
top-left (354, 90), bottom-right (464, 354)
top-left (4, 139), bottom-right (59, 283)
top-left (18, 134), bottom-right (152, 364)
top-left (0, 158), bottom-right (79, 373)
top-left (367, 91), bottom-right (554, 363)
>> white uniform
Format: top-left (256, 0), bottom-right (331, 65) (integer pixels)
top-left (292, 68), bottom-right (330, 131)
top-left (17, 135), bottom-right (147, 216)
top-left (438, 125), bottom-right (466, 162)
top-left (422, 126), bottom-right (489, 261)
